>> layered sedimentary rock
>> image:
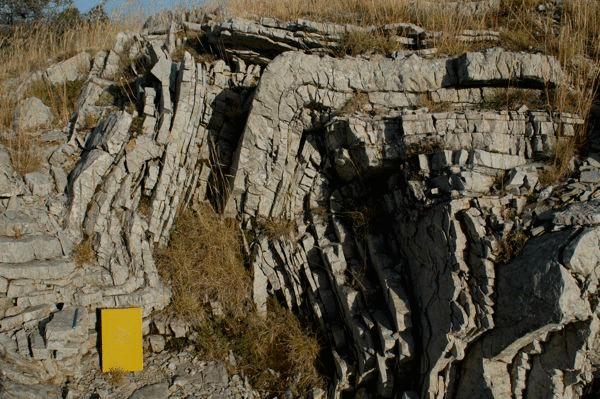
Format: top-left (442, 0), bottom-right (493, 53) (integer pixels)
top-left (0, 8), bottom-right (599, 399)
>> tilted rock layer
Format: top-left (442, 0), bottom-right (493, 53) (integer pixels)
top-left (0, 8), bottom-right (599, 399)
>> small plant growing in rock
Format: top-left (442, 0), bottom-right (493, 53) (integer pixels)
top-left (490, 170), bottom-right (507, 195)
top-left (11, 225), bottom-right (24, 240)
top-left (106, 367), bottom-right (125, 385)
top-left (129, 116), bottom-right (144, 136)
top-left (171, 32), bottom-right (215, 64)
top-left (482, 87), bottom-right (550, 111)
top-left (537, 137), bottom-right (579, 186)
top-left (416, 93), bottom-right (453, 112)
top-left (0, 131), bottom-right (43, 175)
top-left (257, 217), bottom-right (297, 239)
top-left (74, 236), bottom-right (93, 266)
top-left (339, 91), bottom-right (371, 114)
top-left (113, 78), bottom-right (138, 113)
top-left (404, 138), bottom-right (442, 157)
top-left (496, 229), bottom-right (528, 264)
top-left (337, 29), bottom-right (400, 56)
top-left (96, 91), bottom-right (116, 107)
top-left (82, 112), bottom-right (101, 129)
top-left (137, 195), bottom-right (152, 217)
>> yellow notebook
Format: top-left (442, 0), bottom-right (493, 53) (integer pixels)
top-left (101, 308), bottom-right (143, 372)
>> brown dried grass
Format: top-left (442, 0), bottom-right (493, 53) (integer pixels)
top-left (219, 0), bottom-right (600, 116)
top-left (0, 19), bottom-right (124, 81)
top-left (233, 300), bottom-right (323, 394)
top-left (538, 137), bottom-right (579, 185)
top-left (157, 203), bottom-right (323, 394)
top-left (257, 217), bottom-right (297, 239)
top-left (0, 13), bottom-right (135, 138)
top-left (337, 30), bottom-right (401, 56)
top-left (0, 95), bottom-right (17, 132)
top-left (73, 236), bottom-right (94, 266)
top-left (156, 203), bottom-right (251, 324)
top-left (105, 367), bottom-right (127, 385)
top-left (217, 0), bottom-right (600, 177)
top-left (0, 131), bottom-right (43, 175)
top-left (24, 79), bottom-right (86, 127)
top-left (496, 229), bottom-right (529, 264)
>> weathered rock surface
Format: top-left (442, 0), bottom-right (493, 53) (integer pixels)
top-left (44, 51), bottom-right (92, 85)
top-left (0, 147), bottom-right (27, 197)
top-left (1, 6), bottom-right (600, 399)
top-left (12, 97), bottom-right (54, 131)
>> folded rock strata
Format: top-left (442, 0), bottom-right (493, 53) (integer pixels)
top-left (0, 10), bottom-right (598, 399)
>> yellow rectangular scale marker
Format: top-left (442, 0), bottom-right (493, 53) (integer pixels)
top-left (101, 307), bottom-right (143, 372)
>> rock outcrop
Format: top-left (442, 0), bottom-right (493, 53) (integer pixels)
top-left (1, 5), bottom-right (600, 399)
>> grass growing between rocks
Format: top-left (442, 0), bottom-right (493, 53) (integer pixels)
top-left (0, 18), bottom-right (123, 81)
top-left (220, 0), bottom-right (600, 113)
top-left (0, 8), bottom-right (140, 134)
top-left (221, 0), bottom-right (600, 182)
top-left (74, 236), bottom-right (94, 266)
top-left (24, 79), bottom-right (86, 127)
top-left (0, 95), bottom-right (17, 132)
top-left (256, 217), bottom-right (298, 239)
top-left (106, 367), bottom-right (128, 385)
top-left (221, 0), bottom-right (494, 54)
top-left (538, 137), bottom-right (580, 185)
top-left (482, 87), bottom-right (548, 111)
top-left (496, 229), bottom-right (529, 264)
top-left (156, 203), bottom-right (323, 395)
top-left (157, 204), bottom-right (251, 323)
top-left (337, 30), bottom-right (401, 56)
top-left (0, 131), bottom-right (43, 175)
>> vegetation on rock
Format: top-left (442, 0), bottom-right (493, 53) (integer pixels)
top-left (156, 204), bottom-right (323, 395)
top-left (2, 0), bottom-right (600, 396)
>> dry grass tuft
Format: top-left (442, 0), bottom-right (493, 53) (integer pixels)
top-left (11, 225), bottom-right (25, 240)
top-left (0, 131), bottom-right (44, 174)
top-left (157, 203), bottom-right (250, 324)
top-left (171, 31), bottom-right (216, 63)
top-left (105, 367), bottom-right (126, 385)
top-left (194, 299), bottom-right (323, 395)
top-left (0, 95), bottom-right (17, 132)
top-left (483, 87), bottom-right (547, 111)
top-left (232, 300), bottom-right (322, 394)
top-left (82, 112), bottom-right (102, 130)
top-left (129, 116), bottom-right (145, 136)
top-left (496, 229), bottom-right (529, 264)
top-left (337, 29), bottom-right (401, 56)
top-left (257, 217), bottom-right (297, 239)
top-left (157, 204), bottom-right (323, 394)
top-left (538, 137), bottom-right (579, 185)
top-left (24, 79), bottom-right (86, 126)
top-left (339, 91), bottom-right (370, 114)
top-left (73, 236), bottom-right (94, 266)
top-left (137, 195), bottom-right (153, 217)
top-left (417, 93), bottom-right (453, 112)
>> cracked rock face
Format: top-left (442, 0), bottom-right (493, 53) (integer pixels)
top-left (1, 9), bottom-right (600, 399)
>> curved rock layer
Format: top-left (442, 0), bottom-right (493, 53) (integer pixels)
top-left (0, 11), bottom-right (599, 399)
